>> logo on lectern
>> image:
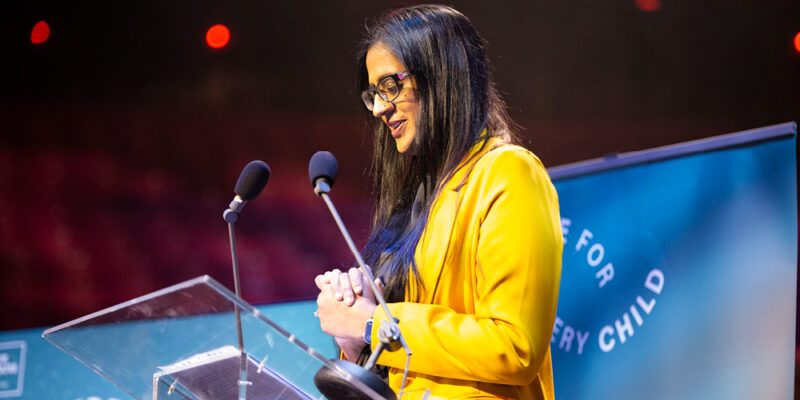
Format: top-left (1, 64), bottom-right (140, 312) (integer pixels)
top-left (0, 341), bottom-right (26, 398)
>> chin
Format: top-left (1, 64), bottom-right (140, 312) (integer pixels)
top-left (394, 136), bottom-right (417, 154)
top-left (395, 141), bottom-right (413, 154)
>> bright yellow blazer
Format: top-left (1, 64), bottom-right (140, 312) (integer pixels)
top-left (370, 137), bottom-right (563, 400)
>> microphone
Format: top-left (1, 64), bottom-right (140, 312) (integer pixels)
top-left (224, 160), bottom-right (271, 223)
top-left (308, 150), bottom-right (337, 196)
top-left (222, 160), bottom-right (270, 400)
top-left (308, 151), bottom-right (410, 400)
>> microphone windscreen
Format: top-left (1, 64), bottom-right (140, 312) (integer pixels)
top-left (308, 151), bottom-right (338, 188)
top-left (234, 160), bottom-right (271, 201)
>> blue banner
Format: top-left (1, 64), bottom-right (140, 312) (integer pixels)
top-left (551, 127), bottom-right (797, 399)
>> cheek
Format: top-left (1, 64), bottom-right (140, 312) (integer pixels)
top-left (408, 109), bottom-right (420, 133)
top-left (402, 101), bottom-right (421, 125)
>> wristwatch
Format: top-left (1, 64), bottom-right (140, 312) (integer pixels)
top-left (363, 318), bottom-right (373, 345)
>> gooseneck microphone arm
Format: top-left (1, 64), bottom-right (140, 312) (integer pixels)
top-left (224, 216), bottom-right (250, 400)
top-left (314, 182), bottom-right (392, 320)
top-left (223, 160), bottom-right (271, 400)
top-left (309, 151), bottom-right (411, 400)
top-left (314, 180), bottom-right (410, 359)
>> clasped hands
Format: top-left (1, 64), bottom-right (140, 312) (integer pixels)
top-left (315, 266), bottom-right (384, 361)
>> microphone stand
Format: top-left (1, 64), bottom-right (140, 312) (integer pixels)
top-left (314, 180), bottom-right (413, 398)
top-left (224, 201), bottom-right (250, 400)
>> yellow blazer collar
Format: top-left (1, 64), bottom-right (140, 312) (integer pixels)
top-left (440, 135), bottom-right (505, 193)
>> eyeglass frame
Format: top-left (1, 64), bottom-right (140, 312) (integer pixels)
top-left (360, 71), bottom-right (412, 111)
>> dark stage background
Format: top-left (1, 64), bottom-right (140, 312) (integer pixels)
top-left (1, 1), bottom-right (798, 334)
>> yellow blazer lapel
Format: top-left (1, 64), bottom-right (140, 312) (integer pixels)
top-left (415, 188), bottom-right (461, 303)
top-left (412, 137), bottom-right (502, 303)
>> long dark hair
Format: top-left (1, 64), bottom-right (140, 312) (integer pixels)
top-left (359, 5), bottom-right (515, 303)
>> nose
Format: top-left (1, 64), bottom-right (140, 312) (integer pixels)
top-left (371, 96), bottom-right (393, 119)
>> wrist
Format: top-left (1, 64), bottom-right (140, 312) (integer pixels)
top-left (352, 300), bottom-right (377, 342)
top-left (337, 337), bottom-right (367, 361)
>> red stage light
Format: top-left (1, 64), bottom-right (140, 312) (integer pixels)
top-left (31, 20), bottom-right (50, 44)
top-left (635, 0), bottom-right (661, 12)
top-left (794, 32), bottom-right (800, 54)
top-left (206, 24), bottom-right (230, 49)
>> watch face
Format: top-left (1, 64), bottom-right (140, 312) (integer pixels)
top-left (364, 319), bottom-right (373, 345)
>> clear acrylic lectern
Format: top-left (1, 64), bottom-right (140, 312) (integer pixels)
top-left (42, 275), bottom-right (386, 400)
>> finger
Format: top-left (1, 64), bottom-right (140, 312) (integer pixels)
top-left (330, 269), bottom-right (343, 301)
top-left (362, 265), bottom-right (376, 295)
top-left (322, 271), bottom-right (338, 298)
top-left (348, 267), bottom-right (363, 295)
top-left (339, 272), bottom-right (355, 306)
top-left (314, 274), bottom-right (325, 290)
top-left (319, 272), bottom-right (332, 285)
top-left (375, 278), bottom-right (384, 295)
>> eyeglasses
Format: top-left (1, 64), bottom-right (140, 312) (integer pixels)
top-left (360, 71), bottom-right (411, 111)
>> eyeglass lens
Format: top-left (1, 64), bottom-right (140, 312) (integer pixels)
top-left (361, 74), bottom-right (403, 111)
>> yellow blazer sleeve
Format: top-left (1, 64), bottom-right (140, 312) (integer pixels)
top-left (373, 147), bottom-right (562, 385)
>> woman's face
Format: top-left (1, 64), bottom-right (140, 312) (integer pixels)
top-left (365, 44), bottom-right (420, 154)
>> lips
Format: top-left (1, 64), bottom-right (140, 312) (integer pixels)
top-left (387, 119), bottom-right (406, 138)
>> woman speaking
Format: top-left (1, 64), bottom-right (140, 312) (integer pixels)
top-left (314, 5), bottom-right (562, 399)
